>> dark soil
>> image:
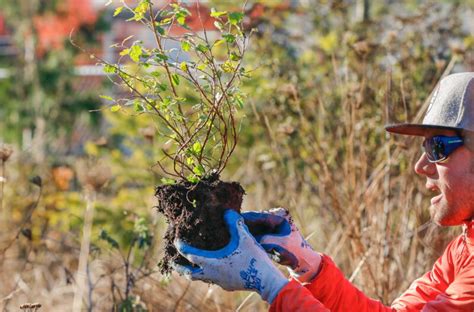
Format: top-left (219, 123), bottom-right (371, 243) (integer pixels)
top-left (155, 173), bottom-right (245, 274)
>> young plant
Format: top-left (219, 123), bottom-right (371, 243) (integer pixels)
top-left (99, 0), bottom-right (250, 183)
top-left (91, 0), bottom-right (251, 275)
top-left (98, 217), bottom-right (153, 311)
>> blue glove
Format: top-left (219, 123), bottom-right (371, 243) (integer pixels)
top-left (243, 208), bottom-right (322, 283)
top-left (173, 209), bottom-right (288, 304)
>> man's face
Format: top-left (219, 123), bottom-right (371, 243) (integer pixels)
top-left (414, 130), bottom-right (474, 226)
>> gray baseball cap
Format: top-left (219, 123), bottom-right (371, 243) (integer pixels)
top-left (385, 72), bottom-right (474, 136)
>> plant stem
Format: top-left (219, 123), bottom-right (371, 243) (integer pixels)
top-left (148, 4), bottom-right (191, 138)
top-left (73, 189), bottom-right (96, 312)
top-left (0, 159), bottom-right (5, 231)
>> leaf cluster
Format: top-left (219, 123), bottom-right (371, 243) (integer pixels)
top-left (100, 0), bottom-right (251, 183)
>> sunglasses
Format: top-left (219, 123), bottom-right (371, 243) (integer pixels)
top-left (422, 135), bottom-right (464, 163)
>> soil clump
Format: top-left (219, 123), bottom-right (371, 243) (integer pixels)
top-left (156, 173), bottom-right (245, 274)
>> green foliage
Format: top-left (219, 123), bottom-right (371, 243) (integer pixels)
top-left (118, 296), bottom-right (147, 312)
top-left (99, 229), bottom-right (119, 249)
top-left (101, 1), bottom-right (250, 182)
top-left (133, 217), bottom-right (152, 249)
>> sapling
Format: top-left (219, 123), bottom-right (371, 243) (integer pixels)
top-left (97, 0), bottom-right (251, 274)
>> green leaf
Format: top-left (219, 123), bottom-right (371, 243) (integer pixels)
top-left (100, 95), bottom-right (114, 101)
top-left (134, 217), bottom-right (152, 249)
top-left (187, 174), bottom-right (199, 183)
top-left (181, 40), bottom-right (191, 52)
top-left (110, 105), bottom-right (121, 112)
top-left (192, 141), bottom-right (202, 154)
top-left (223, 34), bottom-right (236, 43)
top-left (129, 45), bottom-right (143, 62)
top-left (186, 157), bottom-right (194, 166)
top-left (196, 44), bottom-right (209, 53)
top-left (197, 63), bottom-right (207, 71)
top-left (99, 230), bottom-right (119, 249)
top-left (135, 1), bottom-right (148, 14)
top-left (180, 61), bottom-right (188, 71)
top-left (230, 52), bottom-right (241, 61)
top-left (213, 39), bottom-right (225, 47)
top-left (228, 12), bottom-right (244, 25)
top-left (235, 95), bottom-right (244, 108)
top-left (160, 178), bottom-right (175, 185)
top-left (103, 64), bottom-right (117, 74)
top-left (130, 1), bottom-right (148, 21)
top-left (171, 74), bottom-right (180, 86)
top-left (158, 83), bottom-right (167, 91)
top-left (155, 53), bottom-right (168, 62)
top-left (193, 164), bottom-right (205, 176)
top-left (113, 6), bottom-right (123, 17)
top-left (177, 16), bottom-right (186, 25)
top-left (134, 101), bottom-right (144, 112)
top-left (210, 8), bottom-right (227, 17)
top-left (119, 48), bottom-right (130, 56)
top-left (156, 25), bottom-right (165, 35)
top-left (160, 17), bottom-right (172, 25)
top-left (221, 60), bottom-right (235, 73)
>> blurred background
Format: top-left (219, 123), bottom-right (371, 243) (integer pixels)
top-left (1, 0), bottom-right (473, 311)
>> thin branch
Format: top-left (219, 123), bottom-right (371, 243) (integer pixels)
top-left (148, 4), bottom-right (191, 138)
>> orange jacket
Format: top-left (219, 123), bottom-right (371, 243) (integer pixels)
top-left (270, 221), bottom-right (474, 311)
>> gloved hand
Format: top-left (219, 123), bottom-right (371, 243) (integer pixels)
top-left (173, 209), bottom-right (289, 304)
top-left (242, 208), bottom-right (322, 283)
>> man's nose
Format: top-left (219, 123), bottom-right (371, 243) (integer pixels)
top-left (414, 153), bottom-right (436, 176)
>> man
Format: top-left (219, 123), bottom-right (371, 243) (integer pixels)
top-left (173, 72), bottom-right (474, 311)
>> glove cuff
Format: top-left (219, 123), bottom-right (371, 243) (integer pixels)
top-left (259, 270), bottom-right (288, 304)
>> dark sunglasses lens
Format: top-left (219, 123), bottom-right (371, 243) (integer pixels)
top-left (423, 138), bottom-right (445, 162)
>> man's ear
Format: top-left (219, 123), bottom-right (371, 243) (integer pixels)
top-left (461, 131), bottom-right (474, 173)
top-left (463, 131), bottom-right (474, 152)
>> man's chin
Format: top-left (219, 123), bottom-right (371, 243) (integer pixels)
top-left (429, 205), bottom-right (451, 226)
top-left (430, 209), bottom-right (463, 226)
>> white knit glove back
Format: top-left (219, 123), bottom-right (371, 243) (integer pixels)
top-left (243, 208), bottom-right (322, 283)
top-left (173, 209), bottom-right (289, 303)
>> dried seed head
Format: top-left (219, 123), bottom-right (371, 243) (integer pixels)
top-left (0, 145), bottom-right (13, 162)
top-left (140, 126), bottom-right (155, 142)
top-left (385, 31), bottom-right (397, 44)
top-left (450, 42), bottom-right (465, 55)
top-left (77, 160), bottom-right (111, 192)
top-left (352, 40), bottom-right (370, 55)
top-left (52, 166), bottom-right (74, 191)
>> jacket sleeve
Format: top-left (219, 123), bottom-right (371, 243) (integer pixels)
top-left (269, 279), bottom-right (330, 312)
top-left (392, 236), bottom-right (474, 311)
top-left (304, 255), bottom-right (393, 312)
top-left (269, 255), bottom-right (392, 312)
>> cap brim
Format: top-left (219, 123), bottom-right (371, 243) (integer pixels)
top-left (385, 123), bottom-right (464, 136)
